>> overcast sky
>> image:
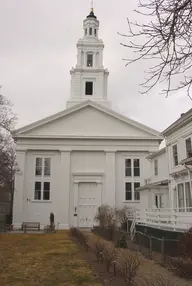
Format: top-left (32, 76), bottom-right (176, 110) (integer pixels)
top-left (0, 0), bottom-right (191, 132)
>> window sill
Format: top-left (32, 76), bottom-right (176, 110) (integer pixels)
top-left (123, 201), bottom-right (140, 203)
top-left (31, 200), bottom-right (52, 203)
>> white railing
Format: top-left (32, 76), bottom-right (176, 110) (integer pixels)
top-left (132, 208), bottom-right (192, 232)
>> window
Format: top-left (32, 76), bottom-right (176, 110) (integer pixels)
top-left (134, 159), bottom-right (140, 177)
top-left (173, 145), bottom-right (178, 166)
top-left (85, 82), bottom-right (93, 95)
top-left (87, 54), bottom-right (93, 67)
top-left (34, 157), bottom-right (51, 201)
top-left (155, 194), bottom-right (164, 208)
top-left (185, 182), bottom-right (192, 212)
top-left (125, 182), bottom-right (132, 201)
top-left (85, 28), bottom-right (87, 36)
top-left (125, 159), bottom-right (140, 177)
top-left (89, 27), bottom-right (92, 35)
top-left (34, 181), bottom-right (50, 201)
top-left (125, 182), bottom-right (140, 201)
top-left (186, 138), bottom-right (192, 158)
top-left (178, 183), bottom-right (185, 212)
top-left (94, 29), bottom-right (97, 36)
top-left (35, 158), bottom-right (51, 176)
top-left (154, 160), bottom-right (158, 176)
top-left (125, 159), bottom-right (131, 176)
top-left (134, 182), bottom-right (140, 201)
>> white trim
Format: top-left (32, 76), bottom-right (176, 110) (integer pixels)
top-left (13, 100), bottom-right (162, 138)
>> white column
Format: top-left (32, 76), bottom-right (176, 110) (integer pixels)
top-left (13, 151), bottom-right (26, 228)
top-left (105, 151), bottom-right (116, 206)
top-left (60, 151), bottom-right (71, 229)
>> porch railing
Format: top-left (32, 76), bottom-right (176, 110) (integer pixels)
top-left (131, 208), bottom-right (192, 232)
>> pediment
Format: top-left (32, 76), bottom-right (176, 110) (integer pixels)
top-left (14, 101), bottom-right (162, 139)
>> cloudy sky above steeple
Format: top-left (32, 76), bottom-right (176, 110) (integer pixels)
top-left (0, 0), bottom-right (191, 131)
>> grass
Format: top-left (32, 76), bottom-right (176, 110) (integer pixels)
top-left (0, 231), bottom-right (101, 286)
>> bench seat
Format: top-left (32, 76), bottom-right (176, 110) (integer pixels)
top-left (22, 222), bottom-right (40, 232)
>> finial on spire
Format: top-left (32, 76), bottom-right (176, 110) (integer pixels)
top-left (91, 0), bottom-right (94, 12)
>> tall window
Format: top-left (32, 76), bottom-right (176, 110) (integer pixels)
top-left (173, 145), bottom-right (178, 166)
top-left (125, 158), bottom-right (141, 201)
top-left (89, 27), bottom-right (92, 35)
top-left (85, 82), bottom-right (93, 95)
top-left (94, 29), bottom-right (97, 36)
top-left (154, 159), bottom-right (158, 176)
top-left (87, 54), bottom-right (93, 67)
top-left (34, 158), bottom-right (51, 201)
top-left (178, 183), bottom-right (185, 212)
top-left (186, 138), bottom-right (192, 158)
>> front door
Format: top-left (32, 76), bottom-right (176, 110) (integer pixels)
top-left (78, 182), bottom-right (101, 228)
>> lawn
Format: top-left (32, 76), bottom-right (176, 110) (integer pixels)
top-left (0, 231), bottom-right (101, 286)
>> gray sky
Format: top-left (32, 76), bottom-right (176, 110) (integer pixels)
top-left (0, 0), bottom-right (191, 132)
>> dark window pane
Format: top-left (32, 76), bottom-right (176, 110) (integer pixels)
top-left (44, 182), bottom-right (50, 191)
top-left (94, 29), bottom-right (97, 36)
top-left (125, 159), bottom-right (131, 168)
top-left (35, 182), bottom-right (41, 191)
top-left (134, 159), bottom-right (140, 168)
top-left (85, 28), bottom-right (87, 35)
top-left (36, 167), bottom-right (42, 176)
top-left (125, 159), bottom-right (132, 176)
top-left (44, 158), bottom-right (51, 167)
top-left (34, 191), bottom-right (41, 200)
top-left (43, 191), bottom-right (50, 200)
top-left (125, 182), bottom-right (132, 201)
top-left (85, 82), bottom-right (93, 95)
top-left (89, 28), bottom-right (92, 35)
top-left (87, 54), bottom-right (93, 67)
top-left (36, 158), bottom-right (42, 167)
top-left (134, 159), bottom-right (140, 177)
top-left (44, 167), bottom-right (50, 176)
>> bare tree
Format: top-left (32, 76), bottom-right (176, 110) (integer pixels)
top-left (0, 87), bottom-right (17, 189)
top-left (120, 0), bottom-right (192, 99)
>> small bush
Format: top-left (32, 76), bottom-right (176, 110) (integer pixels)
top-left (116, 206), bottom-right (131, 230)
top-left (90, 237), bottom-right (105, 262)
top-left (117, 250), bottom-right (140, 286)
top-left (170, 257), bottom-right (192, 279)
top-left (142, 273), bottom-right (173, 286)
top-left (103, 243), bottom-right (117, 272)
top-left (94, 204), bottom-right (117, 229)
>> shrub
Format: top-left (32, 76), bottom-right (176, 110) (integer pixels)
top-left (103, 243), bottom-right (117, 272)
top-left (117, 250), bottom-right (140, 286)
top-left (179, 227), bottom-right (192, 259)
top-left (170, 257), bottom-right (192, 279)
top-left (116, 206), bottom-right (131, 230)
top-left (90, 237), bottom-right (105, 262)
top-left (142, 273), bottom-right (174, 286)
top-left (49, 213), bottom-right (55, 232)
top-left (94, 204), bottom-right (117, 229)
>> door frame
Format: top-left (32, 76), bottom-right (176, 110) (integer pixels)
top-left (72, 172), bottom-right (103, 227)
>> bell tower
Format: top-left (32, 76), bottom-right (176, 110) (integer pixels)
top-left (66, 5), bottom-right (111, 109)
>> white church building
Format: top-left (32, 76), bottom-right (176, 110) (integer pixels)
top-left (12, 8), bottom-right (164, 229)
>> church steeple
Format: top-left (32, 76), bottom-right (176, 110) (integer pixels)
top-left (66, 7), bottom-right (111, 109)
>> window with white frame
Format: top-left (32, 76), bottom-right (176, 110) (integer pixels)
top-left (125, 182), bottom-right (140, 201)
top-left (125, 159), bottom-right (140, 177)
top-left (154, 159), bottom-right (158, 176)
top-left (34, 158), bottom-right (51, 201)
top-left (125, 158), bottom-right (141, 201)
top-left (177, 182), bottom-right (192, 212)
top-left (172, 145), bottom-right (178, 166)
top-left (186, 138), bottom-right (192, 158)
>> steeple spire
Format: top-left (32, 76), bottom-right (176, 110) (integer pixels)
top-left (91, 0), bottom-right (94, 13)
